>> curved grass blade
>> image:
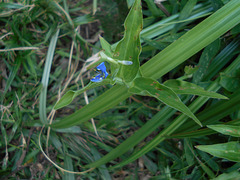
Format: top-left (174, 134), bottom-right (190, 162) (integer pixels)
top-left (2, 57), bottom-right (21, 99)
top-left (39, 29), bottom-right (59, 124)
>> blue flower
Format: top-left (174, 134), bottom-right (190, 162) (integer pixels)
top-left (91, 62), bottom-right (109, 82)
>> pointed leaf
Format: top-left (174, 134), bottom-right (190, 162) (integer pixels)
top-left (54, 79), bottom-right (111, 110)
top-left (196, 142), bottom-right (240, 162)
top-left (219, 73), bottom-right (240, 92)
top-left (113, 0), bottom-right (142, 83)
top-left (164, 80), bottom-right (228, 99)
top-left (129, 77), bottom-right (202, 126)
top-left (63, 156), bottom-right (75, 180)
top-left (210, 0), bottom-right (224, 11)
top-left (173, 0), bottom-right (197, 32)
top-left (207, 125), bottom-right (240, 137)
top-left (39, 29), bottom-right (59, 124)
top-left (184, 139), bottom-right (195, 166)
top-left (214, 171), bottom-right (240, 180)
top-left (3, 57), bottom-right (21, 95)
top-left (99, 36), bottom-right (113, 57)
top-left (193, 39), bottom-right (221, 83)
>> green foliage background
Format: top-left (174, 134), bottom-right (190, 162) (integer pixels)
top-left (0, 0), bottom-right (240, 179)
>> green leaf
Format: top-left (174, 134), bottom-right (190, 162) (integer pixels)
top-left (184, 65), bottom-right (199, 76)
top-left (210, 0), bottom-right (224, 11)
top-left (213, 171), bottom-right (240, 180)
top-left (3, 57), bottom-right (21, 96)
top-left (196, 142), bottom-right (240, 162)
top-left (90, 147), bottom-right (111, 180)
top-left (174, 0), bottom-right (197, 32)
top-left (172, 89), bottom-right (240, 137)
top-left (144, 0), bottom-right (162, 17)
top-left (164, 79), bottom-right (228, 99)
top-left (54, 79), bottom-right (111, 110)
top-left (207, 125), bottom-right (240, 137)
top-left (99, 36), bottom-right (113, 57)
top-left (126, 0), bottom-right (135, 8)
top-left (51, 85), bottom-right (130, 129)
top-left (197, 158), bottom-right (216, 179)
top-left (39, 29), bottom-right (59, 124)
top-left (113, 0), bottom-right (142, 83)
top-left (179, 0), bottom-right (198, 20)
top-left (219, 73), bottom-right (240, 92)
top-left (73, 15), bottom-right (94, 26)
top-left (129, 77), bottom-right (202, 126)
top-left (197, 150), bottom-right (220, 173)
top-left (203, 38), bottom-right (240, 81)
top-left (193, 39), bottom-right (220, 83)
top-left (53, 126), bottom-right (82, 134)
top-left (0, 2), bottom-right (24, 9)
top-left (63, 154), bottom-right (75, 180)
top-left (98, 37), bottom-right (118, 78)
top-left (142, 155), bottom-right (158, 174)
top-left (54, 91), bottom-right (75, 110)
top-left (184, 139), bottom-right (195, 166)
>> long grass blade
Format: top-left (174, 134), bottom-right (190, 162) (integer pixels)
top-left (39, 29), bottom-right (60, 124)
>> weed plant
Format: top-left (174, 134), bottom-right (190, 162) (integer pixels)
top-left (0, 0), bottom-right (240, 179)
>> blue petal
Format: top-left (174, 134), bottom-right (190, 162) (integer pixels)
top-left (97, 62), bottom-right (107, 73)
top-left (91, 62), bottom-right (109, 82)
top-left (91, 74), bottom-right (103, 82)
top-left (104, 71), bottom-right (109, 78)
